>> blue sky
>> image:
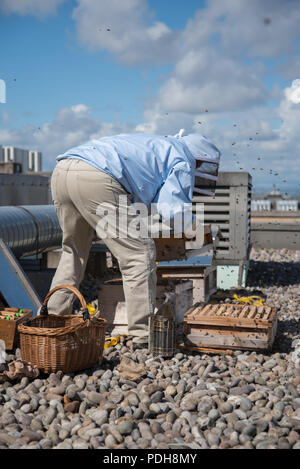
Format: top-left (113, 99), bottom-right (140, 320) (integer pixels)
top-left (1, 0), bottom-right (300, 195)
top-left (1, 1), bottom-right (153, 126)
top-left (1, 0), bottom-right (205, 127)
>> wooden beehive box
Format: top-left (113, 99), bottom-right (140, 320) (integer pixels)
top-left (155, 225), bottom-right (213, 261)
top-left (184, 303), bottom-right (278, 352)
top-left (192, 266), bottom-right (217, 303)
top-left (0, 308), bottom-right (33, 350)
top-left (98, 279), bottom-right (193, 335)
top-left (155, 237), bottom-right (186, 261)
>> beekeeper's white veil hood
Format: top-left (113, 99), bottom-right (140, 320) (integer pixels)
top-left (174, 129), bottom-right (221, 196)
top-left (182, 133), bottom-right (221, 163)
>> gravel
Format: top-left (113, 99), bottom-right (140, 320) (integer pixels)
top-left (0, 248), bottom-right (299, 449)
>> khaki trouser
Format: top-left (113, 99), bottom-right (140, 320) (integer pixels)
top-left (48, 158), bottom-right (157, 343)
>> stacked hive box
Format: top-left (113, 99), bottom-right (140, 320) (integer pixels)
top-left (98, 279), bottom-right (193, 336)
top-left (184, 303), bottom-right (278, 352)
top-left (156, 225), bottom-right (219, 305)
top-left (98, 226), bottom-right (219, 336)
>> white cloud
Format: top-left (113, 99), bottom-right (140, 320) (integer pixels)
top-left (70, 0), bottom-right (300, 121)
top-left (285, 79), bottom-right (300, 104)
top-left (71, 0), bottom-right (300, 67)
top-left (72, 0), bottom-right (178, 66)
top-left (0, 0), bottom-right (65, 17)
top-left (156, 49), bottom-right (267, 114)
top-left (70, 0), bottom-right (300, 119)
top-left (182, 0), bottom-right (300, 59)
top-left (1, 92), bottom-right (299, 191)
top-left (2, 0), bottom-right (300, 192)
top-left (0, 104), bottom-right (133, 170)
top-left (135, 83), bottom-right (300, 191)
top-left (215, 89), bottom-right (300, 190)
top-left (130, 0), bottom-right (300, 194)
top-left (135, 104), bottom-right (196, 136)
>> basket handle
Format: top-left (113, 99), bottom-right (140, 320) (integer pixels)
top-left (40, 285), bottom-right (90, 319)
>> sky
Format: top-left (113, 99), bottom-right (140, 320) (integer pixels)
top-left (0, 0), bottom-right (300, 195)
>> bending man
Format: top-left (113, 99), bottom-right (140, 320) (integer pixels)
top-left (48, 131), bottom-right (221, 348)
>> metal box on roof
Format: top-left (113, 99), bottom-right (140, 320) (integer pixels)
top-left (193, 172), bottom-right (252, 261)
top-left (193, 172), bottom-right (252, 288)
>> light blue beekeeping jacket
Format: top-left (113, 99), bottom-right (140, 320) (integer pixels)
top-left (56, 133), bottom-right (221, 220)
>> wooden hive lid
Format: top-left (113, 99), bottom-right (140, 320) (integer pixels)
top-left (184, 303), bottom-right (277, 328)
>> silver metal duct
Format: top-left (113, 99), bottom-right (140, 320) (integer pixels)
top-left (0, 205), bottom-right (62, 257)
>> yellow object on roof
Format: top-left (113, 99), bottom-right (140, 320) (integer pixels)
top-left (87, 303), bottom-right (96, 315)
top-left (232, 294), bottom-right (265, 307)
top-left (104, 334), bottom-right (128, 349)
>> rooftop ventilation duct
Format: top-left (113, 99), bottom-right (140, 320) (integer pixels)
top-left (0, 205), bottom-right (62, 257)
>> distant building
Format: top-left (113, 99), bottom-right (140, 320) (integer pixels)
top-left (1, 146), bottom-right (42, 172)
top-left (276, 200), bottom-right (298, 211)
top-left (28, 150), bottom-right (42, 172)
top-left (251, 200), bottom-right (271, 211)
top-left (0, 145), bottom-right (50, 205)
top-left (267, 185), bottom-right (283, 209)
top-left (252, 184), bottom-right (299, 212)
top-left (0, 162), bottom-right (22, 174)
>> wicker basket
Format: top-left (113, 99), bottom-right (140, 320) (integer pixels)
top-left (18, 285), bottom-right (106, 373)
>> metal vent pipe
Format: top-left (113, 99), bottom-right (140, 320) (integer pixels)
top-left (0, 205), bottom-right (62, 257)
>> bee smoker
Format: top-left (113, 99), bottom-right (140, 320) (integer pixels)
top-left (149, 303), bottom-right (175, 357)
